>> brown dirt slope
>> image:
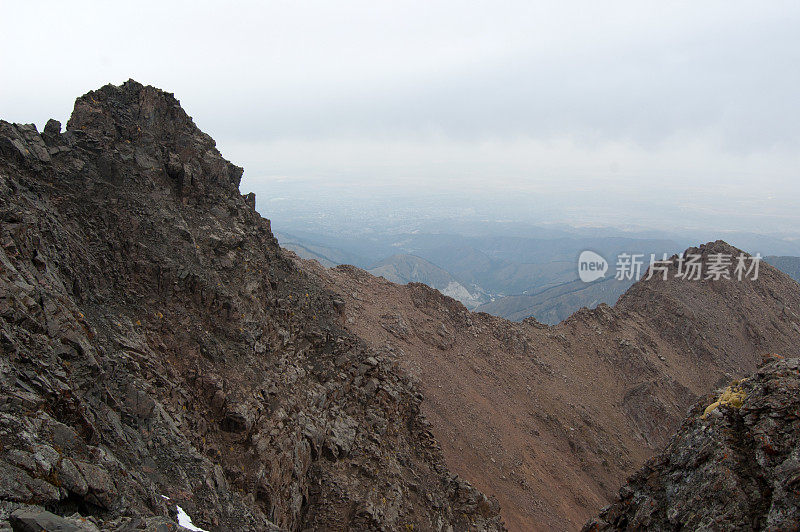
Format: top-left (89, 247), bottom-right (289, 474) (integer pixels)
top-left (297, 241), bottom-right (800, 531)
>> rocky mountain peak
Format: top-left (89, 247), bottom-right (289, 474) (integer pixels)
top-left (66, 79), bottom-right (243, 197)
top-left (0, 82), bottom-right (504, 531)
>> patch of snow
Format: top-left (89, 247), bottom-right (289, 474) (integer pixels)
top-left (176, 505), bottom-right (208, 532)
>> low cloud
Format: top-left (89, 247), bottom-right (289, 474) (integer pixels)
top-left (2, 0), bottom-right (798, 234)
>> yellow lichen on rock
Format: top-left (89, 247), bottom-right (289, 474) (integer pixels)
top-left (702, 382), bottom-right (747, 418)
top-left (702, 401), bottom-right (721, 418)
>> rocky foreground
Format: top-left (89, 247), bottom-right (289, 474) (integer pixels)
top-left (584, 355), bottom-right (800, 530)
top-left (0, 81), bottom-right (503, 530)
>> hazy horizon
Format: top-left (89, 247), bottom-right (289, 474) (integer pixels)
top-left (3, 1), bottom-right (799, 237)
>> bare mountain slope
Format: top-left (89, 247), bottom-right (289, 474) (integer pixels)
top-left (297, 241), bottom-right (800, 530)
top-left (0, 81), bottom-right (503, 531)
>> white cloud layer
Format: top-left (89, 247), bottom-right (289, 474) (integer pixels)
top-left (2, 0), bottom-right (798, 233)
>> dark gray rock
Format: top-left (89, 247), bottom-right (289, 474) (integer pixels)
top-left (43, 119), bottom-right (61, 139)
top-left (10, 508), bottom-right (83, 532)
top-left (584, 356), bottom-right (800, 531)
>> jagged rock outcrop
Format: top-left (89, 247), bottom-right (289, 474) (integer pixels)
top-left (584, 355), bottom-right (800, 530)
top-left (0, 80), bottom-right (504, 530)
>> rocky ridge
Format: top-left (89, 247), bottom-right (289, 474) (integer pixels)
top-left (298, 241), bottom-right (800, 530)
top-left (0, 81), bottom-right (503, 531)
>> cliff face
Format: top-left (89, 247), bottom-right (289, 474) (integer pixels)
top-left (298, 241), bottom-right (800, 530)
top-left (0, 81), bottom-right (503, 531)
top-left (584, 355), bottom-right (800, 530)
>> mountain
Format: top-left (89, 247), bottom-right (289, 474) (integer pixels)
top-left (300, 241), bottom-right (800, 530)
top-left (275, 231), bottom-right (370, 268)
top-left (279, 242), bottom-right (337, 267)
top-left (5, 79), bottom-right (800, 532)
top-left (765, 255), bottom-right (800, 283)
top-left (584, 355), bottom-right (800, 530)
top-left (368, 254), bottom-right (489, 309)
top-left (367, 234), bottom-right (678, 297)
top-left (0, 81), bottom-right (503, 531)
top-left (475, 276), bottom-right (633, 324)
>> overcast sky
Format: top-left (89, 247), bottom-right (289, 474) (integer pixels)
top-left (2, 1), bottom-right (799, 234)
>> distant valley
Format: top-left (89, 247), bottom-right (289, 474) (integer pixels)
top-left (765, 255), bottom-right (800, 283)
top-left (278, 229), bottom-right (800, 324)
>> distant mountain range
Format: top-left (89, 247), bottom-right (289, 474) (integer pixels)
top-left (276, 230), bottom-right (682, 322)
top-left (277, 230), bottom-right (800, 325)
top-left (475, 275), bottom-right (633, 323)
top-left (765, 255), bottom-right (800, 283)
